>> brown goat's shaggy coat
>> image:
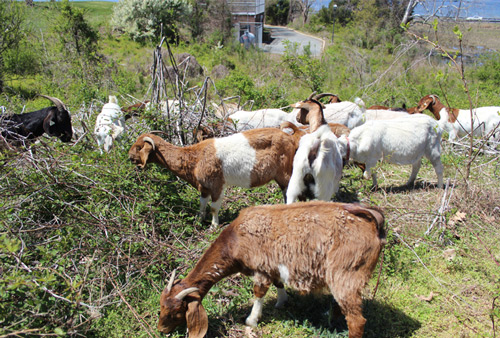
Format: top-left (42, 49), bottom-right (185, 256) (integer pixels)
top-left (158, 201), bottom-right (386, 338)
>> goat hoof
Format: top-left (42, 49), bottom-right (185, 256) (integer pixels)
top-left (245, 317), bottom-right (258, 328)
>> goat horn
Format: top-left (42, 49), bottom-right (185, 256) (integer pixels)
top-left (306, 91), bottom-right (317, 101)
top-left (39, 95), bottom-right (67, 112)
top-left (166, 269), bottom-right (176, 293)
top-left (143, 136), bottom-right (155, 151)
top-left (313, 93), bottom-right (337, 100)
top-left (175, 287), bottom-right (200, 300)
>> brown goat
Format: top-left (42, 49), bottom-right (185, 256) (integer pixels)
top-left (129, 129), bottom-right (303, 226)
top-left (121, 100), bottom-right (150, 119)
top-left (158, 201), bottom-right (386, 338)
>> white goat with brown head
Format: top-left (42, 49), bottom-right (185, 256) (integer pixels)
top-left (417, 94), bottom-right (500, 141)
top-left (286, 95), bottom-right (344, 203)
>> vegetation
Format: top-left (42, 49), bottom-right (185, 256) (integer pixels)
top-left (1, 1), bottom-right (499, 338)
top-left (111, 0), bottom-right (191, 43)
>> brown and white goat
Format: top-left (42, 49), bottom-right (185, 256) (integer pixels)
top-left (158, 201), bottom-right (386, 338)
top-left (286, 98), bottom-right (344, 203)
top-left (128, 129), bottom-right (303, 226)
top-left (417, 94), bottom-right (500, 141)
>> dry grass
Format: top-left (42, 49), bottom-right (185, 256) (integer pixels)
top-left (409, 20), bottom-right (500, 55)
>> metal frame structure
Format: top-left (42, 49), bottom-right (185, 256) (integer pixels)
top-left (227, 0), bottom-right (265, 47)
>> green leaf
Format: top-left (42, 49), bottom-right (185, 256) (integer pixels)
top-left (54, 327), bottom-right (66, 336)
top-left (453, 25), bottom-right (463, 40)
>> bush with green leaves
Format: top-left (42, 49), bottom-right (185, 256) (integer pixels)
top-left (0, 0), bottom-right (26, 92)
top-left (111, 0), bottom-right (191, 44)
top-left (281, 40), bottom-right (326, 93)
top-left (0, 132), bottom-right (200, 337)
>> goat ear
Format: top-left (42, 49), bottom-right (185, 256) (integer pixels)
top-left (186, 299), bottom-right (208, 338)
top-left (139, 141), bottom-right (154, 165)
top-left (42, 110), bottom-right (56, 135)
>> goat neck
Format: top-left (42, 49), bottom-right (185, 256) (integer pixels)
top-left (417, 95), bottom-right (449, 120)
top-left (292, 99), bottom-right (326, 132)
top-left (132, 134), bottom-right (202, 187)
top-left (159, 225), bottom-right (242, 336)
top-left (307, 100), bottom-right (327, 132)
top-left (170, 226), bottom-right (240, 299)
top-left (423, 96), bottom-right (460, 123)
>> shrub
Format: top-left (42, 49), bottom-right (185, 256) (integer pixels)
top-left (111, 0), bottom-right (191, 44)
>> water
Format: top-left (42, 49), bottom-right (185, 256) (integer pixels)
top-left (313, 0), bottom-right (500, 19)
top-left (415, 0), bottom-right (500, 19)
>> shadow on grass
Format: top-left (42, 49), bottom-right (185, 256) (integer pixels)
top-left (379, 180), bottom-right (443, 193)
top-left (209, 291), bottom-right (420, 338)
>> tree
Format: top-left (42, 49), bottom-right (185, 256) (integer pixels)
top-left (315, 0), bottom-right (359, 27)
top-left (0, 0), bottom-right (25, 93)
top-left (294, 0), bottom-right (317, 24)
top-left (49, 0), bottom-right (102, 101)
top-left (401, 0), bottom-right (420, 25)
top-left (266, 0), bottom-right (290, 26)
top-left (189, 0), bottom-right (232, 43)
top-left (111, 0), bottom-right (192, 43)
top-left (373, 0), bottom-right (415, 29)
top-left (53, 0), bottom-right (99, 60)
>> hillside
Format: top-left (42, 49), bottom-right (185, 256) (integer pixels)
top-left (1, 2), bottom-right (499, 338)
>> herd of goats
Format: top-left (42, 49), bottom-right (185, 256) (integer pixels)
top-left (1, 92), bottom-right (500, 338)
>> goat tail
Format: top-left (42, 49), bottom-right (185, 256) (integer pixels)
top-left (279, 121), bottom-right (300, 134)
top-left (342, 203), bottom-right (386, 243)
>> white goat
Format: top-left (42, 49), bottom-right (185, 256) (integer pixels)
top-left (417, 94), bottom-right (500, 141)
top-left (314, 100), bottom-right (365, 129)
top-left (287, 98), bottom-right (344, 203)
top-left (337, 114), bottom-right (446, 188)
top-left (228, 108), bottom-right (303, 131)
top-left (94, 96), bottom-right (125, 153)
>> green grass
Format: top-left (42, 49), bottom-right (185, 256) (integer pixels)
top-left (2, 2), bottom-right (500, 338)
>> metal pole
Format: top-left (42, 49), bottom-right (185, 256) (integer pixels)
top-left (331, 4), bottom-right (337, 43)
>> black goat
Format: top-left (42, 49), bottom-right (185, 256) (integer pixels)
top-left (1, 95), bottom-right (73, 144)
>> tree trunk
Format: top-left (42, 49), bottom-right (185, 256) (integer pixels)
top-left (401, 0), bottom-right (419, 25)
